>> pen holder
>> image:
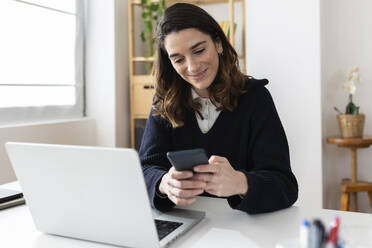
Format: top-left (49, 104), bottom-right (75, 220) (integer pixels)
top-left (277, 217), bottom-right (341, 248)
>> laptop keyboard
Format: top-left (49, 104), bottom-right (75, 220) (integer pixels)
top-left (155, 219), bottom-right (183, 240)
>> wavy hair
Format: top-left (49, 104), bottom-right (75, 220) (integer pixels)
top-left (152, 3), bottom-right (247, 128)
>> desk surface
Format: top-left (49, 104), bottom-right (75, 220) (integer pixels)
top-left (1, 182), bottom-right (372, 248)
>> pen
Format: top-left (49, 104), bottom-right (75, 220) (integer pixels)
top-left (325, 216), bottom-right (340, 248)
top-left (309, 221), bottom-right (318, 248)
top-left (300, 219), bottom-right (310, 248)
top-left (311, 219), bottom-right (326, 248)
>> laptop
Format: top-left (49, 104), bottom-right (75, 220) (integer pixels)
top-left (5, 142), bottom-right (205, 248)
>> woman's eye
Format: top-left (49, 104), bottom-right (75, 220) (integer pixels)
top-left (195, 48), bottom-right (205, 54)
top-left (174, 58), bottom-right (184, 64)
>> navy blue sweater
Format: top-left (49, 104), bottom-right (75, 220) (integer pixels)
top-left (139, 78), bottom-right (298, 214)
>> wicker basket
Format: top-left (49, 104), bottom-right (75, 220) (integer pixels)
top-left (337, 114), bottom-right (365, 138)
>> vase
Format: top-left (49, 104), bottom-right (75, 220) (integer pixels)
top-left (337, 114), bottom-right (365, 138)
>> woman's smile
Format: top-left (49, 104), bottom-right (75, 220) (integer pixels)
top-left (189, 68), bottom-right (208, 81)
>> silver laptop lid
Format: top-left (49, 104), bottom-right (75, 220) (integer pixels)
top-left (5, 142), bottom-right (160, 248)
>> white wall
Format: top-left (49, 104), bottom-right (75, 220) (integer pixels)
top-left (85, 0), bottom-right (130, 148)
top-left (245, 0), bottom-right (322, 208)
top-left (85, 0), bottom-right (116, 147)
top-left (0, 119), bottom-right (96, 184)
top-left (322, 0), bottom-right (372, 212)
top-left (114, 0), bottom-right (130, 148)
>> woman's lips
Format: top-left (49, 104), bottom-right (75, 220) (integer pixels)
top-left (189, 68), bottom-right (208, 81)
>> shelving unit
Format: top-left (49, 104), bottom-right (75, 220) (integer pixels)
top-left (128, 0), bottom-right (245, 149)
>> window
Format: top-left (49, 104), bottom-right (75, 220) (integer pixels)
top-left (0, 0), bottom-right (84, 124)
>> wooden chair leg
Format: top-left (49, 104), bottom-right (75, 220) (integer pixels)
top-left (341, 192), bottom-right (349, 211)
top-left (351, 192), bottom-right (358, 211)
top-left (368, 191), bottom-right (372, 209)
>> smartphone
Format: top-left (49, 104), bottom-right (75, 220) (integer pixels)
top-left (167, 148), bottom-right (209, 171)
top-left (0, 189), bottom-right (23, 204)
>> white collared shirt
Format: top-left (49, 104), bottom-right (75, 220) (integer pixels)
top-left (191, 89), bottom-right (221, 134)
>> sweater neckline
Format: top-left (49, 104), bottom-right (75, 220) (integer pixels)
top-left (191, 109), bottom-right (225, 135)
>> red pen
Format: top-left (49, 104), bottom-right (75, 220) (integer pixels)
top-left (326, 216), bottom-right (340, 248)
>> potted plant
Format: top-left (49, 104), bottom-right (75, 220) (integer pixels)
top-left (140, 0), bottom-right (165, 73)
top-left (334, 66), bottom-right (365, 138)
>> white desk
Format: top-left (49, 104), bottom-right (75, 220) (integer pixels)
top-left (1, 182), bottom-right (372, 248)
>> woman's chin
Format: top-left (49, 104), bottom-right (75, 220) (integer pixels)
top-left (192, 79), bottom-right (212, 90)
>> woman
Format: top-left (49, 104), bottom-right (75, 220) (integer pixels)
top-left (139, 3), bottom-right (298, 214)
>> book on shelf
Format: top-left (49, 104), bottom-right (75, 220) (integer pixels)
top-left (219, 20), bottom-right (237, 39)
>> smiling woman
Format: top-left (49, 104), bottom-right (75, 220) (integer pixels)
top-left (152, 3), bottom-right (246, 128)
top-left (139, 3), bottom-right (298, 215)
top-left (164, 29), bottom-right (222, 98)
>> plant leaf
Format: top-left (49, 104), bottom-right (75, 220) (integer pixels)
top-left (334, 106), bottom-right (343, 114)
top-left (140, 32), bottom-right (145, 42)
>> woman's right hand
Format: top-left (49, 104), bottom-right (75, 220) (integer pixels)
top-left (159, 167), bottom-right (206, 205)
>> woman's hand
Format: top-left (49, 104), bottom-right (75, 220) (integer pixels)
top-left (158, 167), bottom-right (206, 205)
top-left (192, 155), bottom-right (248, 197)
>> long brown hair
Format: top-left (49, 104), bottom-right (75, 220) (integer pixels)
top-left (153, 3), bottom-right (246, 128)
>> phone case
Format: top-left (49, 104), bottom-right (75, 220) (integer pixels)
top-left (167, 148), bottom-right (209, 171)
top-left (0, 189), bottom-right (23, 204)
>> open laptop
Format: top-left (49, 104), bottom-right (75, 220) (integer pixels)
top-left (5, 142), bottom-right (205, 248)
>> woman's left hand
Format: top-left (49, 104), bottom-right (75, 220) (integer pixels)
top-left (192, 155), bottom-right (248, 197)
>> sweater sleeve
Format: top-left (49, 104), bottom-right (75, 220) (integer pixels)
top-left (227, 87), bottom-right (298, 214)
top-left (139, 109), bottom-right (175, 211)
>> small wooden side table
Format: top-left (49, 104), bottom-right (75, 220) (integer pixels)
top-left (327, 136), bottom-right (372, 211)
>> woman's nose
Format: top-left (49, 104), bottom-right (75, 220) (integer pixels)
top-left (187, 58), bottom-right (200, 74)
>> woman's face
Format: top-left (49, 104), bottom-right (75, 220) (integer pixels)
top-left (164, 28), bottom-right (222, 98)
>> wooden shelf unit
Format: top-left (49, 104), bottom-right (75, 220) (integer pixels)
top-left (132, 0), bottom-right (242, 5)
top-left (128, 0), bottom-right (246, 148)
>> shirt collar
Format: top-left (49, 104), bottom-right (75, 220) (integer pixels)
top-left (191, 88), bottom-right (200, 100)
top-left (191, 88), bottom-right (209, 101)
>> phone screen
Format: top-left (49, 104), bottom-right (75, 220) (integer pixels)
top-left (167, 148), bottom-right (209, 171)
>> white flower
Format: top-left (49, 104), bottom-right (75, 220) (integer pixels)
top-left (344, 81), bottom-right (356, 95)
top-left (347, 66), bottom-right (361, 84)
top-left (343, 66), bottom-right (361, 95)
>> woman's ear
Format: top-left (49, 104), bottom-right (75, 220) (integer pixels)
top-left (215, 38), bottom-right (223, 54)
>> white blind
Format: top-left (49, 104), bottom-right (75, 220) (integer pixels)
top-left (0, 0), bottom-right (84, 124)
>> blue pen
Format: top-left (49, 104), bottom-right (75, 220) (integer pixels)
top-left (300, 219), bottom-right (310, 248)
top-left (314, 219), bottom-right (326, 246)
top-left (309, 222), bottom-right (317, 248)
top-left (310, 219), bottom-right (325, 248)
